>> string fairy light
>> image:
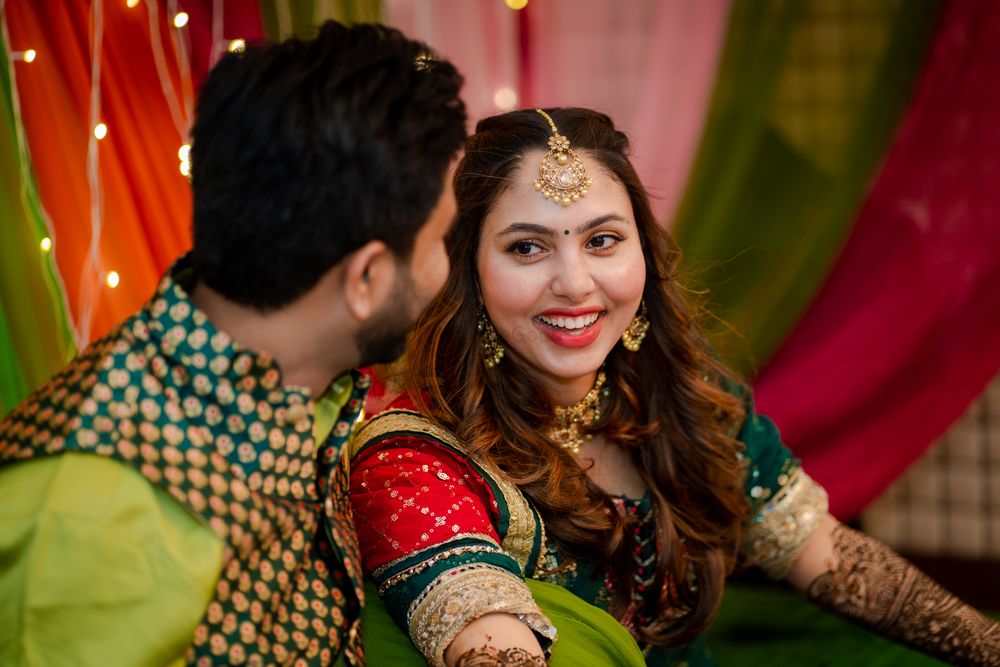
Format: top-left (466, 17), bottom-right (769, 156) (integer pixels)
top-left (144, 5), bottom-right (190, 140)
top-left (7, 0), bottom-right (213, 341)
top-left (178, 143), bottom-right (191, 177)
top-left (165, 0), bottom-right (194, 120)
top-left (209, 0), bottom-right (223, 66)
top-left (228, 38), bottom-right (245, 53)
top-left (10, 48), bottom-right (35, 61)
top-left (0, 0), bottom-right (82, 348)
top-left (77, 0), bottom-right (107, 343)
top-left (505, 0), bottom-right (529, 10)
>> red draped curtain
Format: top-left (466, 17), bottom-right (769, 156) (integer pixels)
top-left (755, 0), bottom-right (1000, 518)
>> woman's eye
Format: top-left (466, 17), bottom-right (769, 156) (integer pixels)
top-left (507, 240), bottom-right (545, 257)
top-left (586, 233), bottom-right (621, 250)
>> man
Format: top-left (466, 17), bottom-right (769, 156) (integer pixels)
top-left (0, 21), bottom-right (465, 666)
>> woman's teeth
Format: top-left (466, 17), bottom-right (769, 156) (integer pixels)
top-left (537, 312), bottom-right (600, 330)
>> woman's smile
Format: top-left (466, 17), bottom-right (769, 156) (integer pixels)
top-left (534, 309), bottom-right (606, 348)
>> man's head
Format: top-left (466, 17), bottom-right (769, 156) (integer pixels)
top-left (189, 21), bottom-right (465, 367)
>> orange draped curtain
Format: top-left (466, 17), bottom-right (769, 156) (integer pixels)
top-left (6, 0), bottom-right (195, 342)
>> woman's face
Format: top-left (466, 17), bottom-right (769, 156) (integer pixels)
top-left (477, 149), bottom-right (646, 400)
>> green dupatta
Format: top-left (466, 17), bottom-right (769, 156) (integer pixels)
top-left (362, 577), bottom-right (646, 666)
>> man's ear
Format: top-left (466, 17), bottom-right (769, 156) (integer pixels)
top-left (343, 240), bottom-right (396, 322)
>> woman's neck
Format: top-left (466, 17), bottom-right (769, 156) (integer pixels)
top-left (541, 369), bottom-right (600, 407)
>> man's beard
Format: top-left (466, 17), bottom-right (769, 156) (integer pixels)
top-left (353, 277), bottom-right (416, 367)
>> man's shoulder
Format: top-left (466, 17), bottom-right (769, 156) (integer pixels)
top-left (0, 452), bottom-right (217, 548)
top-left (0, 453), bottom-right (223, 667)
top-left (0, 310), bottom-right (165, 456)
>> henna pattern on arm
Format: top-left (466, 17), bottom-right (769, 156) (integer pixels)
top-left (806, 524), bottom-right (1000, 666)
top-left (454, 646), bottom-right (547, 667)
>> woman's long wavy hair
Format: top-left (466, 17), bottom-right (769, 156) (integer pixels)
top-left (400, 108), bottom-right (749, 646)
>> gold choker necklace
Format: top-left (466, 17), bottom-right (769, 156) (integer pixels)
top-left (547, 370), bottom-right (608, 455)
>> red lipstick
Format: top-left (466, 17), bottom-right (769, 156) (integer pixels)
top-left (534, 309), bottom-right (605, 349)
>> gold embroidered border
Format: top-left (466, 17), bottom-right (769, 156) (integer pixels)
top-left (378, 543), bottom-right (507, 595)
top-left (489, 466), bottom-right (538, 574)
top-left (351, 409), bottom-right (461, 458)
top-left (533, 508), bottom-right (549, 576)
top-left (408, 564), bottom-right (556, 667)
top-left (741, 470), bottom-right (829, 579)
top-left (369, 531), bottom-right (501, 581)
top-left (352, 410), bottom-right (540, 574)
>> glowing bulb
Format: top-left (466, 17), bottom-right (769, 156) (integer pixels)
top-left (23, 49), bottom-right (37, 63)
top-left (228, 39), bottom-right (246, 53)
top-left (126, 0), bottom-right (140, 7)
top-left (173, 12), bottom-right (189, 28)
top-left (106, 271), bottom-right (120, 289)
top-left (505, 0), bottom-right (529, 9)
top-left (178, 143), bottom-right (192, 177)
top-left (493, 87), bottom-right (518, 111)
top-left (94, 123), bottom-right (108, 140)
top-left (39, 237), bottom-right (52, 253)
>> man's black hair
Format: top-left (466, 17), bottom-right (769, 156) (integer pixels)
top-left (189, 21), bottom-right (466, 310)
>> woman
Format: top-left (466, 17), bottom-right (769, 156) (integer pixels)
top-left (349, 108), bottom-right (999, 666)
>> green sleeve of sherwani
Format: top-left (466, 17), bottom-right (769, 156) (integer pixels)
top-left (0, 453), bottom-right (224, 667)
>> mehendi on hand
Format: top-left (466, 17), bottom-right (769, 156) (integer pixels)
top-left (454, 646), bottom-right (547, 667)
top-left (807, 524), bottom-right (1000, 666)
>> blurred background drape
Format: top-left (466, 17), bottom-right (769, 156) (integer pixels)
top-left (2, 0), bottom-right (998, 528)
top-left (754, 0), bottom-right (1000, 518)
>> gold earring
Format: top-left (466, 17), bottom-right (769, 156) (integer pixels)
top-left (621, 301), bottom-right (649, 352)
top-left (477, 305), bottom-right (505, 368)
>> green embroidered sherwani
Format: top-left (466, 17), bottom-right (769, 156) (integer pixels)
top-left (0, 255), bottom-right (368, 666)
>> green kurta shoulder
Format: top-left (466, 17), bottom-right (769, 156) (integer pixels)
top-left (0, 453), bottom-right (222, 667)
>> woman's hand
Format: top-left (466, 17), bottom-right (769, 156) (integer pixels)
top-left (444, 613), bottom-right (547, 666)
top-left (788, 514), bottom-right (1000, 666)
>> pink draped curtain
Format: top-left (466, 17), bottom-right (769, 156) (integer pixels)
top-left (386, 0), bottom-right (731, 224)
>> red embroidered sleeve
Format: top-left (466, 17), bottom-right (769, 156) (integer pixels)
top-left (349, 433), bottom-right (555, 666)
top-left (350, 435), bottom-right (502, 573)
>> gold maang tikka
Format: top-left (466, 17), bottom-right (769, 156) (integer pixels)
top-left (546, 369), bottom-right (609, 455)
top-left (534, 109), bottom-right (593, 207)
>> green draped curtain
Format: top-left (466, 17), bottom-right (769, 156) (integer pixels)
top-left (672, 0), bottom-right (940, 374)
top-left (258, 0), bottom-right (382, 39)
top-left (0, 45), bottom-right (76, 415)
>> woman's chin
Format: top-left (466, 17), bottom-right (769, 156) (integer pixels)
top-left (531, 345), bottom-right (617, 383)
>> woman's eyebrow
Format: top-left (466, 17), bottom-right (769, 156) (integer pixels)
top-left (498, 214), bottom-right (627, 238)
top-left (498, 222), bottom-right (556, 237)
top-left (577, 214), bottom-right (626, 234)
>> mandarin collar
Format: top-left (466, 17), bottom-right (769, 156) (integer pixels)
top-left (141, 253), bottom-right (311, 406)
